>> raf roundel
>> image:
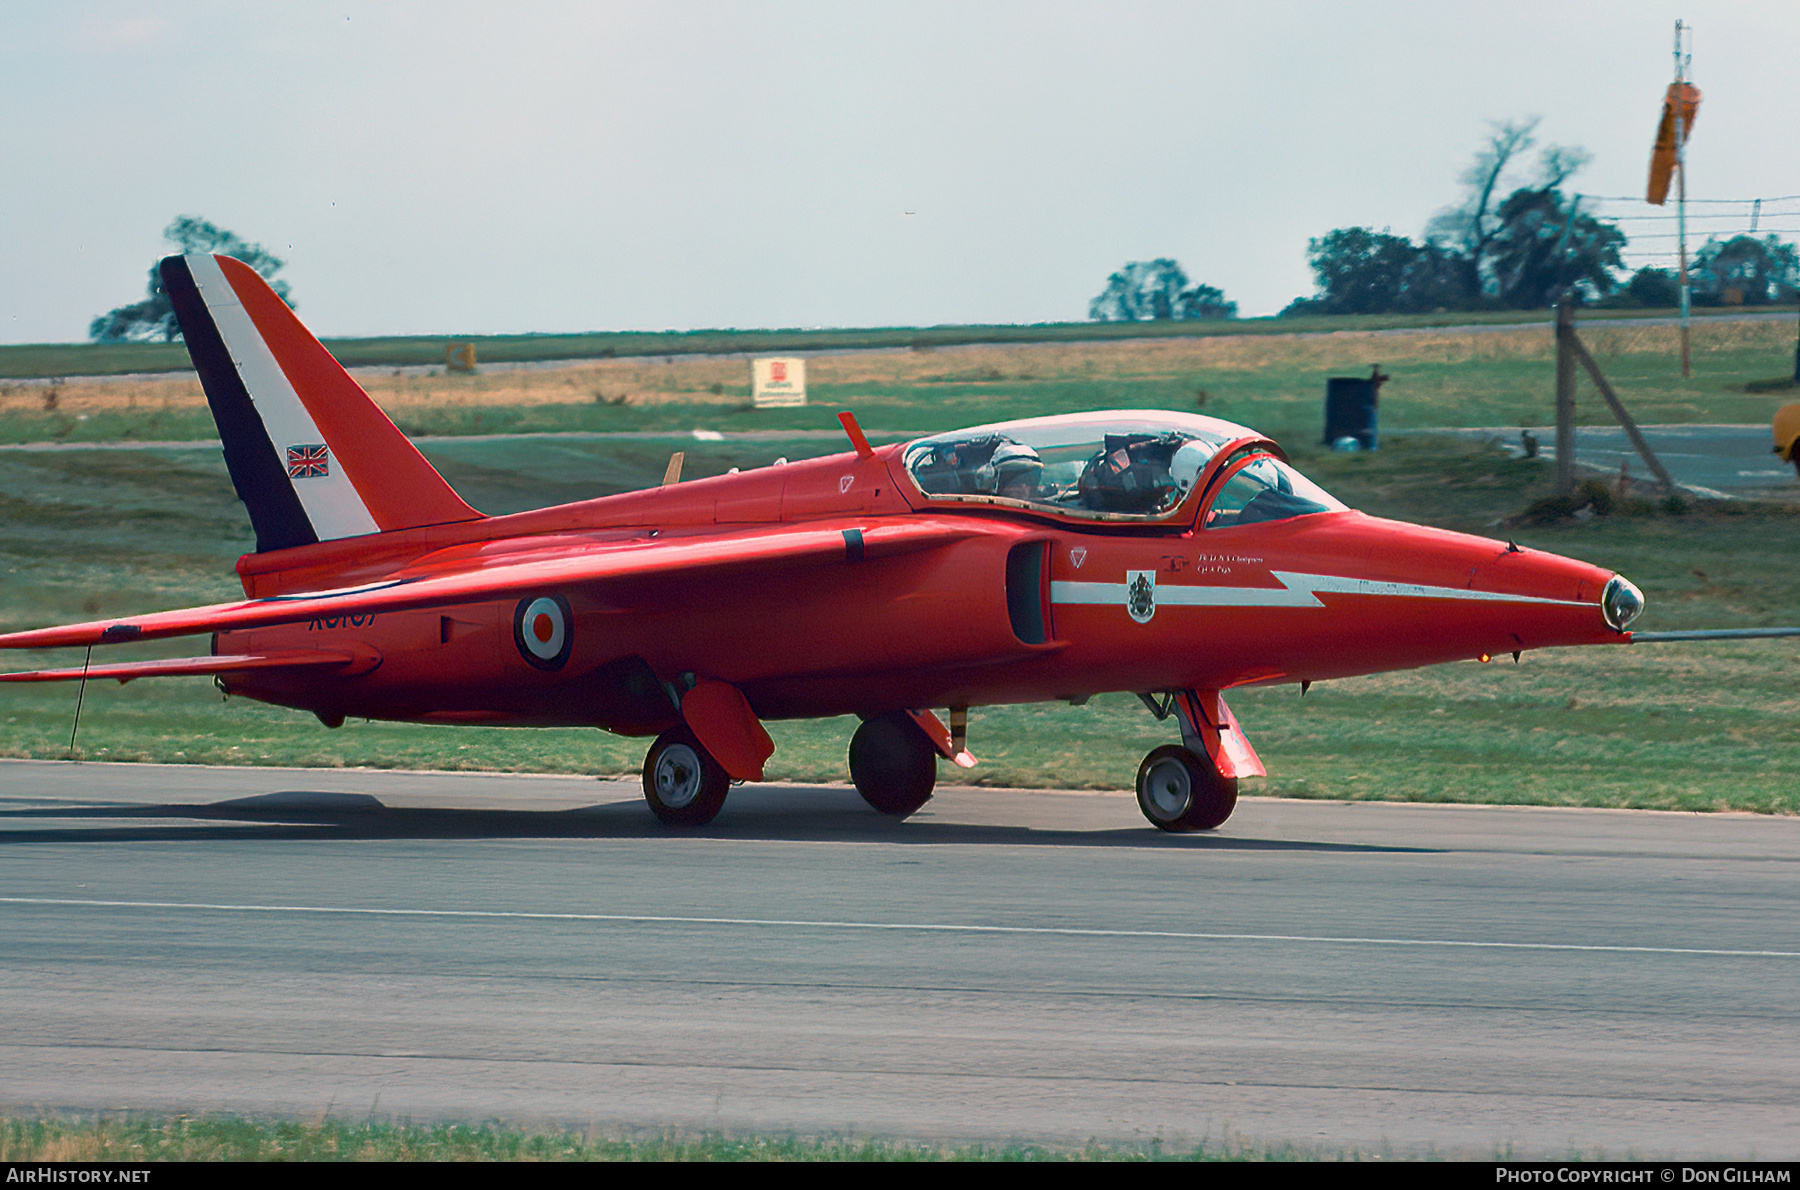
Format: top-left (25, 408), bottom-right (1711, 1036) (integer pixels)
top-left (513, 595), bottom-right (573, 670)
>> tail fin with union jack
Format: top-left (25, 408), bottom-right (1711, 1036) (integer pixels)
top-left (160, 253), bottom-right (482, 553)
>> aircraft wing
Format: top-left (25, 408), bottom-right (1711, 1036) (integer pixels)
top-left (0, 518), bottom-right (977, 652)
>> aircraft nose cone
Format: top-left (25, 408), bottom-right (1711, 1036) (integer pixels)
top-left (1601, 575), bottom-right (1645, 632)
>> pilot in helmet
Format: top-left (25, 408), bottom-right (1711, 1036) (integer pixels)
top-left (1170, 439), bottom-right (1213, 498)
top-left (991, 441), bottom-right (1044, 501)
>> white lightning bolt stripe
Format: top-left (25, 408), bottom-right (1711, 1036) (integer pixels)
top-left (1050, 571), bottom-right (1592, 609)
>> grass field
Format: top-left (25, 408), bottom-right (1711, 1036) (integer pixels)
top-left (5, 302), bottom-right (1791, 381)
top-left (0, 1114), bottom-right (1361, 1162)
top-left (2, 418), bottom-right (1796, 812)
top-left (2, 313), bottom-right (1796, 447)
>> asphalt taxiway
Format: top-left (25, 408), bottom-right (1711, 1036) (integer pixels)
top-left (1, 759), bottom-right (1796, 1157)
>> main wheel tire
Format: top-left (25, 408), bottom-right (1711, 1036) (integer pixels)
top-left (848, 711), bottom-right (937, 817)
top-left (642, 727), bottom-right (730, 827)
top-left (1135, 745), bottom-right (1237, 832)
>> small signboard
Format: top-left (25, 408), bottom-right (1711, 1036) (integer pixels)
top-left (752, 357), bottom-right (807, 407)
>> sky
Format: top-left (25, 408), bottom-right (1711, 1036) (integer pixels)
top-left (2, 1), bottom-right (1796, 344)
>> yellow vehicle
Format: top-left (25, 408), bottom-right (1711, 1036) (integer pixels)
top-left (1775, 404), bottom-right (1800, 476)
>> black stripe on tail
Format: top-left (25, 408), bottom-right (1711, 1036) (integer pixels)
top-left (160, 256), bottom-right (318, 553)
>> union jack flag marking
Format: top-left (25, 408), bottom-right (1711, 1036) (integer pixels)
top-left (286, 444), bottom-right (330, 479)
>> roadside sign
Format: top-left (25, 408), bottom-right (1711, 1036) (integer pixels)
top-left (752, 358), bottom-right (806, 407)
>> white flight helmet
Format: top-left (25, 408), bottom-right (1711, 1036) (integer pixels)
top-left (990, 441), bottom-right (1043, 489)
top-left (1170, 439), bottom-right (1214, 493)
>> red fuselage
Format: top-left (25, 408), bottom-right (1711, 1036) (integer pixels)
top-left (217, 439), bottom-right (1622, 734)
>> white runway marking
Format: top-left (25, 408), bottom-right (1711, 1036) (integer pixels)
top-left (4, 896), bottom-right (1795, 959)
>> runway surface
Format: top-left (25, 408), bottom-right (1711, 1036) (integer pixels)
top-left (1, 759), bottom-right (1796, 1158)
top-left (1440, 424), bottom-right (1798, 499)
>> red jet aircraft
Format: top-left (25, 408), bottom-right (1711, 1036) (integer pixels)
top-left (1, 254), bottom-right (1654, 832)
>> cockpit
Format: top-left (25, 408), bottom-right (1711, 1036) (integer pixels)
top-left (901, 412), bottom-right (1346, 528)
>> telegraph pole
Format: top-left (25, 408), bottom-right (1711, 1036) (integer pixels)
top-left (1674, 20), bottom-right (1692, 378)
top-left (1556, 302), bottom-right (1576, 495)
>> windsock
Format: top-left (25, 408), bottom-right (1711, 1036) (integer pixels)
top-left (1646, 82), bottom-right (1701, 206)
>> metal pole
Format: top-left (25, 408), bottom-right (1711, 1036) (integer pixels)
top-left (1674, 21), bottom-right (1692, 379)
top-left (1566, 331), bottom-right (1678, 491)
top-left (68, 644), bottom-right (92, 757)
top-left (1555, 301), bottom-right (1576, 494)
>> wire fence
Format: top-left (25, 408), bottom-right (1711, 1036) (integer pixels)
top-left (1576, 193), bottom-right (1800, 273)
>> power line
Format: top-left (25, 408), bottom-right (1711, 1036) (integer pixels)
top-left (1577, 194), bottom-right (1800, 205)
top-left (1621, 230), bottom-right (1800, 241)
top-left (1567, 193), bottom-right (1800, 271)
top-left (1607, 213), bottom-right (1799, 224)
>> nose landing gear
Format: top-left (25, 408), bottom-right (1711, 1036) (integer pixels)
top-left (1132, 688), bottom-right (1260, 832)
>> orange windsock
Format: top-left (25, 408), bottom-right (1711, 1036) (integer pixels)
top-left (1647, 82), bottom-right (1701, 205)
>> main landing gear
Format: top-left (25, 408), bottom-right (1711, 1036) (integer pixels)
top-left (642, 726), bottom-right (730, 827)
top-left (640, 709), bottom-right (938, 827)
top-left (848, 710), bottom-right (937, 818)
top-left (638, 690), bottom-right (1251, 833)
top-left (1135, 745), bottom-right (1237, 833)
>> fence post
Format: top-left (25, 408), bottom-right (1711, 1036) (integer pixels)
top-left (1555, 302), bottom-right (1576, 495)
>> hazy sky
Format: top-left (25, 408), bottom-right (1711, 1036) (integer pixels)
top-left (2, 1), bottom-right (1795, 344)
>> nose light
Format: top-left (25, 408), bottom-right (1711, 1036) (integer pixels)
top-left (1601, 576), bottom-right (1645, 632)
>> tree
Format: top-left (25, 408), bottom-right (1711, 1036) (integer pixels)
top-left (1284, 118), bottom-right (1625, 315)
top-left (90, 217), bottom-right (294, 342)
top-left (1089, 259), bottom-right (1236, 321)
top-left (1690, 235), bottom-right (1800, 306)
top-left (1281, 228), bottom-right (1475, 316)
top-left (1615, 267), bottom-right (1681, 308)
top-left (1402, 239), bottom-right (1479, 312)
top-left (1485, 188), bottom-right (1626, 308)
top-left (1424, 118), bottom-right (1590, 299)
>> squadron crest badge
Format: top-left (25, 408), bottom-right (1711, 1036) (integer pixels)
top-left (1125, 570), bottom-right (1156, 623)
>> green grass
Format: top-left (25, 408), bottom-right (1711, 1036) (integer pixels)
top-left (0, 1114), bottom-right (1382, 1161)
top-left (8, 304), bottom-right (1785, 380)
top-left (11, 653), bottom-right (1791, 814)
top-left (1, 434), bottom-right (1796, 812)
top-left (0, 406), bottom-right (220, 446)
top-left (6, 309), bottom-right (1795, 451)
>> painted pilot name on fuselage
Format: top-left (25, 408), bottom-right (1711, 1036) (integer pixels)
top-left (309, 614), bottom-right (376, 630)
top-left (1161, 553), bottom-right (1266, 575)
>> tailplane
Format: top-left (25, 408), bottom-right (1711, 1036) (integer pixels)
top-left (161, 254), bottom-right (481, 552)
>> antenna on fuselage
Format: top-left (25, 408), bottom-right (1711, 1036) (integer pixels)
top-left (838, 411), bottom-right (875, 459)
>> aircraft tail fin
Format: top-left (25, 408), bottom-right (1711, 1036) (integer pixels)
top-left (161, 254), bottom-right (482, 553)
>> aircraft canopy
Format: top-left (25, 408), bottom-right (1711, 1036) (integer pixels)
top-left (902, 412), bottom-right (1345, 525)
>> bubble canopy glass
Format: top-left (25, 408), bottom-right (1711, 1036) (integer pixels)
top-left (900, 411), bottom-right (1346, 526)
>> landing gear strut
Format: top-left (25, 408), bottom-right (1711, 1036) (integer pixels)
top-left (1132, 689), bottom-right (1252, 832)
top-left (642, 726), bottom-right (730, 827)
top-left (1135, 745), bottom-right (1237, 832)
top-left (848, 711), bottom-right (936, 818)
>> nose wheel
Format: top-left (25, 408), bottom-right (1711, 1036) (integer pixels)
top-left (848, 711), bottom-right (937, 818)
top-left (643, 727), bottom-right (730, 826)
top-left (1136, 745), bottom-right (1237, 832)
